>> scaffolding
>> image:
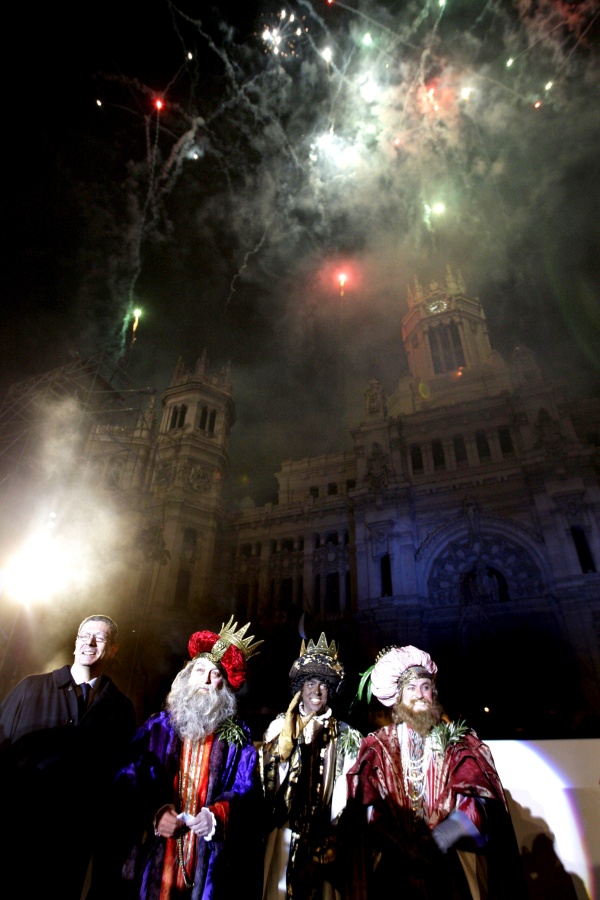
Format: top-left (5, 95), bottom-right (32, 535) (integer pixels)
top-left (0, 352), bottom-right (149, 552)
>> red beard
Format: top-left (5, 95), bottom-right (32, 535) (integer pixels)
top-left (394, 700), bottom-right (443, 736)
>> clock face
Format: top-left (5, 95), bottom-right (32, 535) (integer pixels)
top-left (427, 299), bottom-right (448, 313)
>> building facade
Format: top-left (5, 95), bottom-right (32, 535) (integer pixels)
top-left (1, 271), bottom-right (599, 734)
top-left (224, 268), bottom-right (600, 735)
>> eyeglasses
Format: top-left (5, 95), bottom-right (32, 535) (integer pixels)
top-left (77, 632), bottom-right (110, 644)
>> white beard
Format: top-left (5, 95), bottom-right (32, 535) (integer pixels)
top-left (166, 663), bottom-right (237, 741)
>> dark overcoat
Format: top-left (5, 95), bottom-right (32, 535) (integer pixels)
top-left (0, 664), bottom-right (136, 899)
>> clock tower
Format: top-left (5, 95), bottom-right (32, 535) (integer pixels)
top-left (148, 352), bottom-right (235, 612)
top-left (389, 265), bottom-right (512, 414)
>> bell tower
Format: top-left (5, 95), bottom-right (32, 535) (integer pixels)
top-left (389, 266), bottom-right (512, 414)
top-left (402, 265), bottom-right (495, 379)
top-left (149, 352), bottom-right (235, 610)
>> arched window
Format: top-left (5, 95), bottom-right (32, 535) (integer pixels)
top-left (208, 409), bottom-right (217, 433)
top-left (199, 406), bottom-right (208, 430)
top-left (177, 405), bottom-right (187, 428)
top-left (411, 445), bottom-right (424, 474)
top-left (498, 426), bottom-right (515, 457)
top-left (571, 526), bottom-right (596, 573)
top-left (432, 439), bottom-right (446, 471)
top-left (429, 323), bottom-right (466, 374)
top-left (453, 435), bottom-right (468, 466)
top-left (461, 564), bottom-right (509, 604)
top-left (181, 527), bottom-right (197, 561)
top-left (380, 553), bottom-right (393, 597)
top-left (475, 430), bottom-right (491, 461)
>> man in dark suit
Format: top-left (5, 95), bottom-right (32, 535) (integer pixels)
top-left (0, 613), bottom-right (136, 899)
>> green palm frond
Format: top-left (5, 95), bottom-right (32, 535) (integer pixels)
top-left (358, 665), bottom-right (375, 702)
top-left (215, 716), bottom-right (247, 748)
top-left (348, 664), bottom-right (375, 712)
top-left (339, 726), bottom-right (363, 756)
top-left (429, 719), bottom-right (469, 755)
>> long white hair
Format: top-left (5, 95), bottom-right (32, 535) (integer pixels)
top-left (166, 659), bottom-right (237, 741)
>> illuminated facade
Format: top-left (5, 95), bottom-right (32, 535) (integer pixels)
top-left (1, 271), bottom-right (599, 732)
top-left (224, 268), bottom-right (600, 734)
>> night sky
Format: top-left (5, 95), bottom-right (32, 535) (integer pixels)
top-left (4, 0), bottom-right (600, 507)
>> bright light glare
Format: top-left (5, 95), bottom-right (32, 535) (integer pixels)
top-left (322, 47), bottom-right (332, 63)
top-left (312, 130), bottom-right (360, 171)
top-left (360, 77), bottom-right (378, 103)
top-left (432, 202), bottom-right (446, 215)
top-left (316, 131), bottom-right (335, 153)
top-left (263, 28), bottom-right (282, 49)
top-left (3, 529), bottom-right (83, 605)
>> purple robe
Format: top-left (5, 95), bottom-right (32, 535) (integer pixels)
top-left (114, 711), bottom-right (263, 900)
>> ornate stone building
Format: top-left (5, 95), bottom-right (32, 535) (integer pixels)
top-left (224, 267), bottom-right (600, 735)
top-left (1, 270), bottom-right (599, 734)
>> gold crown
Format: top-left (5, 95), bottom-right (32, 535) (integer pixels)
top-left (211, 616), bottom-right (263, 662)
top-left (374, 644), bottom-right (400, 664)
top-left (299, 632), bottom-right (338, 660)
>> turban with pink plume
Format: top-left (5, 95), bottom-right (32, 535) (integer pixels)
top-left (370, 645), bottom-right (438, 707)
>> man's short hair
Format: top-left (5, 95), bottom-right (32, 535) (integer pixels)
top-left (78, 614), bottom-right (118, 643)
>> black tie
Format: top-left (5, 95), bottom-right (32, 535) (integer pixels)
top-left (79, 682), bottom-right (90, 716)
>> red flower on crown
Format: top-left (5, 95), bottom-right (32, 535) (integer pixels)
top-left (187, 618), bottom-right (262, 692)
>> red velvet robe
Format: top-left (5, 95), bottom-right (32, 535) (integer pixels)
top-left (344, 724), bottom-right (527, 899)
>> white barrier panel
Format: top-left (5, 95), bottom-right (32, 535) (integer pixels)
top-left (487, 739), bottom-right (600, 900)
